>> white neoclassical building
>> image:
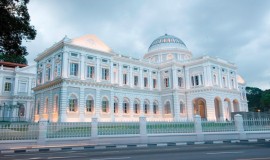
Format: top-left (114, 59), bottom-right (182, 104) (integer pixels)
top-left (0, 62), bottom-right (36, 122)
top-left (33, 34), bottom-right (248, 122)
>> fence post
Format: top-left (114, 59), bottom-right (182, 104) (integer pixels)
top-left (139, 116), bottom-right (147, 142)
top-left (234, 114), bottom-right (246, 140)
top-left (194, 115), bottom-right (204, 141)
top-left (91, 117), bottom-right (98, 139)
top-left (37, 118), bottom-right (48, 144)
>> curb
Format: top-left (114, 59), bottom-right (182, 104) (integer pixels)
top-left (0, 139), bottom-right (267, 154)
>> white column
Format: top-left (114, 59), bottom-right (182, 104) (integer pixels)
top-left (173, 91), bottom-right (180, 121)
top-left (129, 100), bottom-right (134, 119)
top-left (218, 67), bottom-right (222, 88)
top-left (172, 67), bottom-right (177, 89)
top-left (79, 87), bottom-right (85, 121)
top-left (80, 54), bottom-right (85, 80)
top-left (203, 66), bottom-right (208, 86)
top-left (140, 102), bottom-right (144, 116)
top-left (157, 71), bottom-right (161, 91)
top-left (118, 97), bottom-right (123, 118)
top-left (185, 68), bottom-right (190, 89)
top-left (149, 70), bottom-right (152, 90)
top-left (96, 58), bottom-right (101, 82)
top-left (60, 86), bottom-right (67, 122)
top-left (95, 89), bottom-right (101, 118)
top-left (14, 76), bottom-right (19, 95)
top-left (110, 91), bottom-right (115, 121)
top-left (62, 52), bottom-right (68, 78)
top-left (0, 75), bottom-right (3, 95)
top-left (140, 68), bottom-right (143, 89)
top-left (118, 63), bottom-right (122, 86)
top-left (28, 78), bottom-right (32, 96)
top-left (110, 61), bottom-right (114, 84)
top-left (207, 65), bottom-right (212, 86)
top-left (129, 66), bottom-right (133, 87)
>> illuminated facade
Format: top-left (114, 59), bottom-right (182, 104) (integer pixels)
top-left (0, 62), bottom-right (36, 122)
top-left (33, 34), bottom-right (248, 122)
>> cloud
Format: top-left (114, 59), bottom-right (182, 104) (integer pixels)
top-left (24, 0), bottom-right (270, 89)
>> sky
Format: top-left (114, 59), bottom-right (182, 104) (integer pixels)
top-left (24, 0), bottom-right (270, 90)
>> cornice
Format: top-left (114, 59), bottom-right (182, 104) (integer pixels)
top-left (33, 78), bottom-right (63, 91)
top-left (143, 48), bottom-right (192, 59)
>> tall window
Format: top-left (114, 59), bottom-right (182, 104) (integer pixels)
top-left (178, 77), bottom-right (183, 87)
top-left (195, 75), bottom-right (199, 85)
top-left (18, 105), bottom-right (25, 117)
top-left (86, 99), bottom-right (94, 112)
top-left (44, 98), bottom-right (48, 114)
top-left (134, 76), bottom-right (138, 86)
top-left (223, 77), bottom-right (226, 87)
top-left (144, 77), bottom-right (148, 87)
top-left (144, 103), bottom-right (149, 114)
top-left (54, 63), bottom-right (61, 77)
top-left (164, 78), bottom-right (169, 88)
top-left (4, 82), bottom-right (11, 91)
top-left (102, 68), bottom-right (109, 80)
top-left (213, 74), bottom-right (217, 85)
top-left (54, 95), bottom-right (59, 113)
top-left (36, 101), bottom-right (40, 115)
top-left (37, 71), bottom-right (42, 84)
top-left (46, 67), bottom-right (51, 81)
top-left (231, 79), bottom-right (235, 88)
top-left (87, 66), bottom-right (95, 78)
top-left (134, 102), bottom-right (139, 114)
top-left (153, 102), bottom-right (158, 114)
top-left (180, 102), bottom-right (185, 114)
top-left (123, 101), bottom-right (129, 114)
top-left (19, 81), bottom-right (27, 92)
top-left (123, 74), bottom-right (127, 85)
top-left (164, 101), bottom-right (171, 114)
top-left (153, 79), bottom-right (157, 89)
top-left (102, 98), bottom-right (109, 113)
top-left (114, 100), bottom-right (118, 114)
top-left (69, 95), bottom-right (77, 112)
top-left (70, 63), bottom-right (79, 76)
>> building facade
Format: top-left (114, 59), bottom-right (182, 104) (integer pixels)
top-left (33, 34), bottom-right (248, 122)
top-left (0, 62), bottom-right (36, 122)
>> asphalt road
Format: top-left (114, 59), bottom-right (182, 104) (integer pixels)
top-left (1, 142), bottom-right (270, 160)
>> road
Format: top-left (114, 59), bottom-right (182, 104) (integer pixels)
top-left (1, 142), bottom-right (270, 160)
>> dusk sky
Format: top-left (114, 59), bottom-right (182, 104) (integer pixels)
top-left (24, 0), bottom-right (270, 90)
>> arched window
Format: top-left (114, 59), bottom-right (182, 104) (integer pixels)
top-left (153, 102), bottom-right (158, 114)
top-left (180, 101), bottom-right (185, 114)
top-left (36, 100), bottom-right (40, 115)
top-left (54, 95), bottom-right (59, 113)
top-left (44, 98), bottom-right (48, 114)
top-left (114, 98), bottom-right (118, 114)
top-left (123, 99), bottom-right (129, 114)
top-left (102, 97), bottom-right (109, 113)
top-left (69, 94), bottom-right (78, 112)
top-left (144, 101), bottom-right (149, 114)
top-left (164, 101), bottom-right (171, 114)
top-left (18, 104), bottom-right (25, 117)
top-left (134, 100), bottom-right (140, 114)
top-left (86, 96), bottom-right (94, 112)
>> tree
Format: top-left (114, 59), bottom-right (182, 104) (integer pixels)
top-left (0, 0), bottom-right (36, 64)
top-left (246, 87), bottom-right (263, 112)
top-left (261, 89), bottom-right (270, 112)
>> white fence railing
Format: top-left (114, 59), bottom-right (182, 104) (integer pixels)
top-left (202, 120), bottom-right (236, 132)
top-left (0, 123), bottom-right (39, 141)
top-left (1, 115), bottom-right (270, 144)
top-left (47, 122), bottom-right (91, 138)
top-left (243, 118), bottom-right (270, 131)
top-left (147, 121), bottom-right (195, 134)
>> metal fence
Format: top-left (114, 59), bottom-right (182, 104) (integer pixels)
top-left (0, 123), bottom-right (39, 140)
top-left (98, 122), bottom-right (140, 135)
top-left (47, 122), bottom-right (91, 138)
top-left (201, 120), bottom-right (236, 132)
top-left (147, 121), bottom-right (195, 134)
top-left (243, 118), bottom-right (270, 131)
